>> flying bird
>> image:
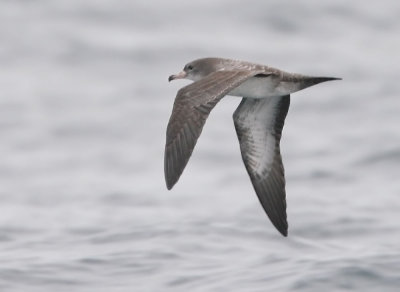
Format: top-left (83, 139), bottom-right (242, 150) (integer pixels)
top-left (165, 57), bottom-right (340, 236)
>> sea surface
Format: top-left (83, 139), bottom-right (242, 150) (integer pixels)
top-left (0, 1), bottom-right (400, 291)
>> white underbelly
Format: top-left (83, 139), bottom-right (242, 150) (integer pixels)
top-left (228, 77), bottom-right (294, 98)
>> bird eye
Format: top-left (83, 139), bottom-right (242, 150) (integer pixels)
top-left (186, 65), bottom-right (193, 71)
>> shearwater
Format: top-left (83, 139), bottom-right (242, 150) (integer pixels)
top-left (165, 57), bottom-right (340, 236)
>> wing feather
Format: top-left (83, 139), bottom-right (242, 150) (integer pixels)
top-left (165, 70), bottom-right (266, 189)
top-left (233, 95), bottom-right (290, 236)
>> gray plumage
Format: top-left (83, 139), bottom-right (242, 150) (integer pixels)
top-left (165, 57), bottom-right (340, 236)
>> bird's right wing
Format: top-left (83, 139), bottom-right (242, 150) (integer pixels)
top-left (165, 70), bottom-right (265, 190)
top-left (233, 95), bottom-right (290, 236)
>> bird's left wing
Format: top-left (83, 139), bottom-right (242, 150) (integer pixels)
top-left (233, 95), bottom-right (290, 236)
top-left (165, 69), bottom-right (265, 189)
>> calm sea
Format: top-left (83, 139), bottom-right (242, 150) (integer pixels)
top-left (0, 0), bottom-right (399, 291)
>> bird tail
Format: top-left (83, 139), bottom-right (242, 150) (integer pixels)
top-left (301, 76), bottom-right (342, 88)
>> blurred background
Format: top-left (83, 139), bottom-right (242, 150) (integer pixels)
top-left (0, 0), bottom-right (399, 291)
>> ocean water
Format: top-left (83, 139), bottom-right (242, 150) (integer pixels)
top-left (0, 0), bottom-right (400, 291)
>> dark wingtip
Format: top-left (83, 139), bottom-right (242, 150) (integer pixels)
top-left (165, 180), bottom-right (174, 190)
top-left (164, 151), bottom-right (177, 190)
top-left (165, 169), bottom-right (177, 190)
top-left (280, 228), bottom-right (288, 237)
top-left (274, 221), bottom-right (288, 237)
top-left (164, 163), bottom-right (178, 190)
top-left (267, 212), bottom-right (288, 237)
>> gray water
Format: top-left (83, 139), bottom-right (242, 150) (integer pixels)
top-left (1, 0), bottom-right (400, 291)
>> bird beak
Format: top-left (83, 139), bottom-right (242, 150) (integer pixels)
top-left (168, 71), bottom-right (187, 82)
